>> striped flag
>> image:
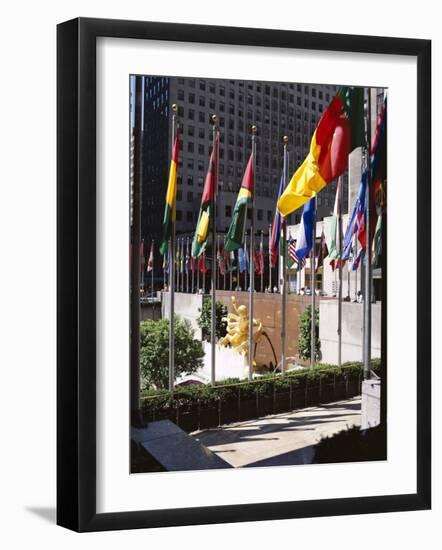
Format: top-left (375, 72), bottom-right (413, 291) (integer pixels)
top-left (160, 130), bottom-right (179, 255)
top-left (225, 154), bottom-right (253, 252)
top-left (147, 241), bottom-right (154, 272)
top-left (287, 237), bottom-right (306, 270)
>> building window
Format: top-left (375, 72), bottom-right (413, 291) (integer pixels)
top-left (209, 98), bottom-right (215, 109)
top-left (189, 93), bottom-right (195, 104)
top-left (198, 176), bottom-right (204, 186)
top-left (188, 108), bottom-right (194, 120)
top-left (199, 80), bottom-right (206, 91)
top-left (199, 96), bottom-right (205, 107)
top-left (176, 190), bottom-right (182, 201)
top-left (187, 142), bottom-right (194, 153)
top-left (198, 144), bottom-right (205, 155)
top-left (178, 89), bottom-right (184, 100)
top-left (257, 209), bottom-right (263, 221)
top-left (219, 86), bottom-right (225, 96)
top-left (199, 111), bottom-right (205, 123)
top-left (176, 210), bottom-right (182, 221)
top-left (198, 160), bottom-right (205, 171)
top-left (188, 125), bottom-right (194, 136)
top-left (186, 210), bottom-right (193, 222)
top-left (187, 175), bottom-right (193, 185)
top-left (187, 159), bottom-right (194, 170)
top-left (198, 127), bottom-right (205, 139)
top-left (187, 191), bottom-right (193, 201)
top-left (225, 205), bottom-right (231, 217)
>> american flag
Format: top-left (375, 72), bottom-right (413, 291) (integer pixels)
top-left (288, 238), bottom-right (305, 268)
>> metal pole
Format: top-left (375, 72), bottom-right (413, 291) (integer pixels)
top-left (260, 230), bottom-right (264, 292)
top-left (223, 235), bottom-right (226, 290)
top-left (268, 223), bottom-right (272, 292)
top-left (168, 105), bottom-right (178, 392)
top-left (363, 88), bottom-right (373, 380)
top-left (248, 126), bottom-right (257, 380)
top-left (281, 136), bottom-right (289, 376)
top-left (151, 240), bottom-right (155, 297)
top-left (197, 256), bottom-right (200, 292)
top-left (191, 254), bottom-right (195, 293)
top-left (310, 201), bottom-right (317, 367)
top-left (338, 176), bottom-right (343, 367)
top-left (203, 253), bottom-right (206, 292)
top-left (230, 251), bottom-right (233, 291)
top-left (216, 234), bottom-right (220, 291)
top-left (210, 116), bottom-right (218, 384)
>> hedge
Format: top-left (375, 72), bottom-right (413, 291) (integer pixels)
top-left (140, 359), bottom-right (381, 417)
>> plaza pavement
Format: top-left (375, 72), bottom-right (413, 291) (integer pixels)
top-left (191, 396), bottom-right (361, 467)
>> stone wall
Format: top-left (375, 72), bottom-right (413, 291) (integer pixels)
top-left (319, 300), bottom-right (381, 364)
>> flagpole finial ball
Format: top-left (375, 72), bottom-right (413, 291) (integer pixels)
top-left (211, 114), bottom-right (219, 124)
top-left (283, 135), bottom-right (288, 144)
top-left (172, 103), bottom-right (178, 112)
top-left (251, 125), bottom-right (257, 134)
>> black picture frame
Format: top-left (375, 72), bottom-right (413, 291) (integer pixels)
top-left (57, 17), bottom-right (431, 532)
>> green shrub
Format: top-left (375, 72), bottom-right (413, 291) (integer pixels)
top-left (298, 305), bottom-right (321, 360)
top-left (140, 316), bottom-right (204, 390)
top-left (197, 298), bottom-right (228, 342)
top-left (140, 359), bottom-right (381, 416)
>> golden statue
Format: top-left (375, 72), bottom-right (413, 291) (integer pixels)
top-left (219, 296), bottom-right (264, 368)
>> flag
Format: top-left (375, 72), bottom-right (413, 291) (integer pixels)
top-left (287, 237), bottom-right (306, 270)
top-left (338, 86), bottom-right (365, 152)
top-left (198, 253), bottom-right (208, 273)
top-left (372, 214), bottom-right (382, 268)
top-left (342, 171), bottom-right (367, 262)
top-left (225, 154), bottom-right (253, 252)
top-left (217, 245), bottom-right (225, 275)
top-left (295, 198), bottom-right (316, 262)
top-left (191, 135), bottom-right (218, 258)
top-left (259, 239), bottom-right (265, 275)
top-left (163, 247), bottom-right (170, 273)
top-left (316, 230), bottom-right (329, 272)
top-left (270, 174), bottom-right (285, 267)
top-left (238, 248), bottom-right (246, 273)
top-left (277, 94), bottom-right (350, 217)
top-left (147, 241), bottom-right (154, 272)
top-left (185, 239), bottom-right (190, 274)
top-left (190, 255), bottom-right (195, 273)
top-left (160, 131), bottom-right (179, 255)
top-left (328, 178), bottom-right (341, 270)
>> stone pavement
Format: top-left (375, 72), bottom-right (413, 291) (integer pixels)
top-left (191, 397), bottom-right (361, 468)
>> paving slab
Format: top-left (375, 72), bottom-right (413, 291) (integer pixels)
top-left (191, 397), bottom-right (361, 468)
top-left (132, 420), bottom-right (232, 471)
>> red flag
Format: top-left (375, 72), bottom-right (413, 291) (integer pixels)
top-left (147, 241), bottom-right (154, 272)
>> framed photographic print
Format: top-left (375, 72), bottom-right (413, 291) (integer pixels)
top-left (57, 17), bottom-right (431, 532)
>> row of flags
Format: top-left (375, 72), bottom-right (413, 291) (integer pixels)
top-left (158, 86), bottom-right (385, 283)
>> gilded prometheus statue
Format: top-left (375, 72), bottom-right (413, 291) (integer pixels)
top-left (219, 296), bottom-right (263, 367)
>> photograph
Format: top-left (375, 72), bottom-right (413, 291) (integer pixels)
top-left (129, 74), bottom-right (387, 474)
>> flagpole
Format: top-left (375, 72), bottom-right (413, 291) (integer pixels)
top-left (216, 234), bottom-right (220, 291)
top-left (248, 125), bottom-right (257, 381)
top-left (223, 235), bottom-right (226, 290)
top-left (203, 253), bottom-right (206, 292)
top-left (363, 88), bottom-right (373, 380)
top-left (338, 176), bottom-right (343, 367)
top-left (281, 136), bottom-right (289, 376)
top-left (260, 230), bottom-right (264, 292)
top-left (168, 104), bottom-right (178, 392)
top-left (310, 201), bottom-right (317, 367)
top-left (268, 223), bottom-right (272, 292)
top-left (181, 238), bottom-right (184, 292)
top-left (141, 239), bottom-right (145, 294)
top-left (230, 252), bottom-right (233, 291)
top-left (151, 240), bottom-right (155, 297)
top-left (210, 115), bottom-right (219, 385)
top-left (191, 253), bottom-right (195, 293)
top-left (197, 256), bottom-right (200, 292)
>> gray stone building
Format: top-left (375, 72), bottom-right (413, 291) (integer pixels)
top-left (138, 75), bottom-right (339, 244)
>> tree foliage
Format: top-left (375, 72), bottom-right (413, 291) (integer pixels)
top-left (298, 305), bottom-right (321, 361)
top-left (197, 299), bottom-right (228, 342)
top-left (140, 317), bottom-right (204, 389)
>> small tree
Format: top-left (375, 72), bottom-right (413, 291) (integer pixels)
top-left (197, 299), bottom-right (228, 342)
top-left (298, 305), bottom-right (321, 361)
top-left (140, 317), bottom-right (204, 389)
